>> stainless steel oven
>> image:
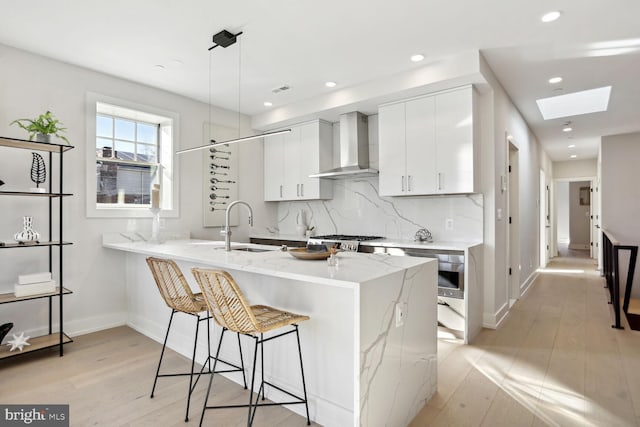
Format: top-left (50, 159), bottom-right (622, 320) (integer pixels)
top-left (358, 246), bottom-right (465, 299)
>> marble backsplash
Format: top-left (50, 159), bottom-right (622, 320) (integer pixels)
top-left (270, 177), bottom-right (483, 242)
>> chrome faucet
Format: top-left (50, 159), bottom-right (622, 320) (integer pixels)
top-left (222, 200), bottom-right (254, 251)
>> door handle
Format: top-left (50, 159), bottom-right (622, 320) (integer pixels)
top-left (437, 173), bottom-right (442, 191)
top-left (280, 185), bottom-right (283, 198)
top-left (401, 176), bottom-right (405, 192)
top-left (408, 175), bottom-right (413, 191)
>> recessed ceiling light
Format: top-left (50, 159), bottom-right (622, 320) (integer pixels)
top-left (263, 101), bottom-right (273, 107)
top-left (541, 11), bottom-right (561, 23)
top-left (549, 76), bottom-right (563, 84)
top-left (325, 81), bottom-right (337, 88)
top-left (410, 54), bottom-right (425, 62)
top-left (568, 144), bottom-right (576, 148)
top-left (536, 86), bottom-right (612, 120)
top-left (570, 154), bottom-right (577, 159)
top-left (563, 127), bottom-right (573, 132)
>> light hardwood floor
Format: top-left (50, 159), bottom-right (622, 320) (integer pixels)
top-left (0, 325), bottom-right (318, 426)
top-left (411, 255), bottom-right (640, 427)
top-left (2, 255), bottom-right (639, 427)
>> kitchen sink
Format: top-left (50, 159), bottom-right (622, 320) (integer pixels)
top-left (232, 247), bottom-right (272, 253)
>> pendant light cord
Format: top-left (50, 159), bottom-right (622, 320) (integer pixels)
top-left (237, 36), bottom-right (242, 139)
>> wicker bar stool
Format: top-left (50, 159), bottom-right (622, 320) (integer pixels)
top-left (191, 268), bottom-right (311, 427)
top-left (145, 257), bottom-right (247, 422)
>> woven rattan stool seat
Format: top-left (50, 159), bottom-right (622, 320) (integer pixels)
top-left (251, 305), bottom-right (309, 333)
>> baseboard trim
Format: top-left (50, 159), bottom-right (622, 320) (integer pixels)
top-left (520, 270), bottom-right (539, 297)
top-left (569, 243), bottom-right (589, 250)
top-left (482, 301), bottom-right (509, 329)
top-left (13, 312), bottom-right (127, 341)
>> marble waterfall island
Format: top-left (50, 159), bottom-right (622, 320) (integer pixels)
top-left (103, 238), bottom-right (438, 427)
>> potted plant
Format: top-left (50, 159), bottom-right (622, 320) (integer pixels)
top-left (10, 111), bottom-right (70, 144)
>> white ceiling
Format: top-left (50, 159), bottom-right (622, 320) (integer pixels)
top-left (1, 1), bottom-right (639, 161)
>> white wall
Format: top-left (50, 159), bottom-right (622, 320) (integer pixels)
top-left (569, 181), bottom-right (590, 248)
top-left (601, 132), bottom-right (640, 298)
top-left (479, 55), bottom-right (552, 328)
top-left (554, 159), bottom-right (597, 180)
top-left (557, 182), bottom-right (569, 244)
top-left (0, 44), bottom-right (273, 338)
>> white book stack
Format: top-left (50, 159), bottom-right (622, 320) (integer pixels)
top-left (14, 272), bottom-right (56, 297)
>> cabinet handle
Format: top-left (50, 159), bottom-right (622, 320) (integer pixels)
top-left (437, 173), bottom-right (442, 191)
top-left (300, 183), bottom-right (304, 197)
top-left (296, 184), bottom-right (300, 197)
top-left (408, 175), bottom-right (413, 191)
top-left (401, 176), bottom-right (405, 192)
top-left (280, 185), bottom-right (283, 198)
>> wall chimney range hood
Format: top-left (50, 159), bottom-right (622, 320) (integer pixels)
top-left (309, 111), bottom-right (378, 179)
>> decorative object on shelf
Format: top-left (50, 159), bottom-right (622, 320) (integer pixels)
top-left (10, 111), bottom-right (70, 145)
top-left (14, 216), bottom-right (40, 243)
top-left (414, 228), bottom-right (433, 243)
top-left (6, 331), bottom-right (31, 352)
top-left (30, 152), bottom-right (47, 192)
top-left (296, 209), bottom-right (307, 236)
top-left (0, 323), bottom-right (13, 345)
top-left (151, 183), bottom-right (160, 209)
top-left (150, 208), bottom-right (161, 243)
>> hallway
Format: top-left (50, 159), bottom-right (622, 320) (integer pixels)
top-left (411, 254), bottom-right (640, 426)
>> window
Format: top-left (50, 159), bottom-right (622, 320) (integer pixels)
top-left (96, 114), bottom-right (159, 205)
top-left (86, 93), bottom-right (179, 218)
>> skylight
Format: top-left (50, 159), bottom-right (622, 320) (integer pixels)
top-left (536, 86), bottom-right (612, 120)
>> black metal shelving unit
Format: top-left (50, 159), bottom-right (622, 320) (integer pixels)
top-left (0, 136), bottom-right (74, 360)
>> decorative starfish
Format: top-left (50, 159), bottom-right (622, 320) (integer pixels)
top-left (6, 332), bottom-right (31, 352)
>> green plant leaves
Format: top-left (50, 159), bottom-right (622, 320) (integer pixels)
top-left (10, 110), bottom-right (70, 144)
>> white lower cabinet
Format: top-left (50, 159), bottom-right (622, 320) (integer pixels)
top-left (378, 85), bottom-right (476, 196)
top-left (264, 120), bottom-right (333, 201)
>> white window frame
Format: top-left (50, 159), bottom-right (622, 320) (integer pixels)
top-left (85, 92), bottom-right (180, 218)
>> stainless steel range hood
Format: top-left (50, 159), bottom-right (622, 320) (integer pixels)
top-left (309, 111), bottom-right (378, 179)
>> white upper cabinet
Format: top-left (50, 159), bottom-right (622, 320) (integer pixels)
top-left (264, 120), bottom-right (333, 201)
top-left (378, 102), bottom-right (406, 196)
top-left (434, 86), bottom-right (474, 194)
top-left (378, 85), bottom-right (476, 196)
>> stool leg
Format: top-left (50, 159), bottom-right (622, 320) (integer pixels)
top-left (295, 326), bottom-right (311, 426)
top-left (151, 309), bottom-right (175, 398)
top-left (247, 336), bottom-right (259, 427)
top-left (206, 311), bottom-right (212, 373)
top-left (199, 328), bottom-right (226, 427)
top-left (237, 332), bottom-right (248, 389)
top-left (185, 313), bottom-right (201, 422)
top-left (260, 333), bottom-right (265, 401)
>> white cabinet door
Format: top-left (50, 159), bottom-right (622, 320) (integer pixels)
top-left (435, 87), bottom-right (474, 193)
top-left (298, 121), bottom-right (320, 199)
top-left (378, 102), bottom-right (407, 196)
top-left (405, 95), bottom-right (437, 194)
top-left (283, 126), bottom-right (302, 199)
top-left (264, 133), bottom-right (285, 201)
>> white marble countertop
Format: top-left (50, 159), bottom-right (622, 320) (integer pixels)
top-left (249, 233), bottom-right (481, 251)
top-left (103, 239), bottom-right (435, 289)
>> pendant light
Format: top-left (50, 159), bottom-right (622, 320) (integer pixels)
top-left (176, 29), bottom-right (290, 155)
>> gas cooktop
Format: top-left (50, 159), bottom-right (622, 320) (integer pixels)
top-left (312, 235), bottom-right (384, 241)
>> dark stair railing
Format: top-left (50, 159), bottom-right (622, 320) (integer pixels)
top-left (602, 229), bottom-right (638, 329)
